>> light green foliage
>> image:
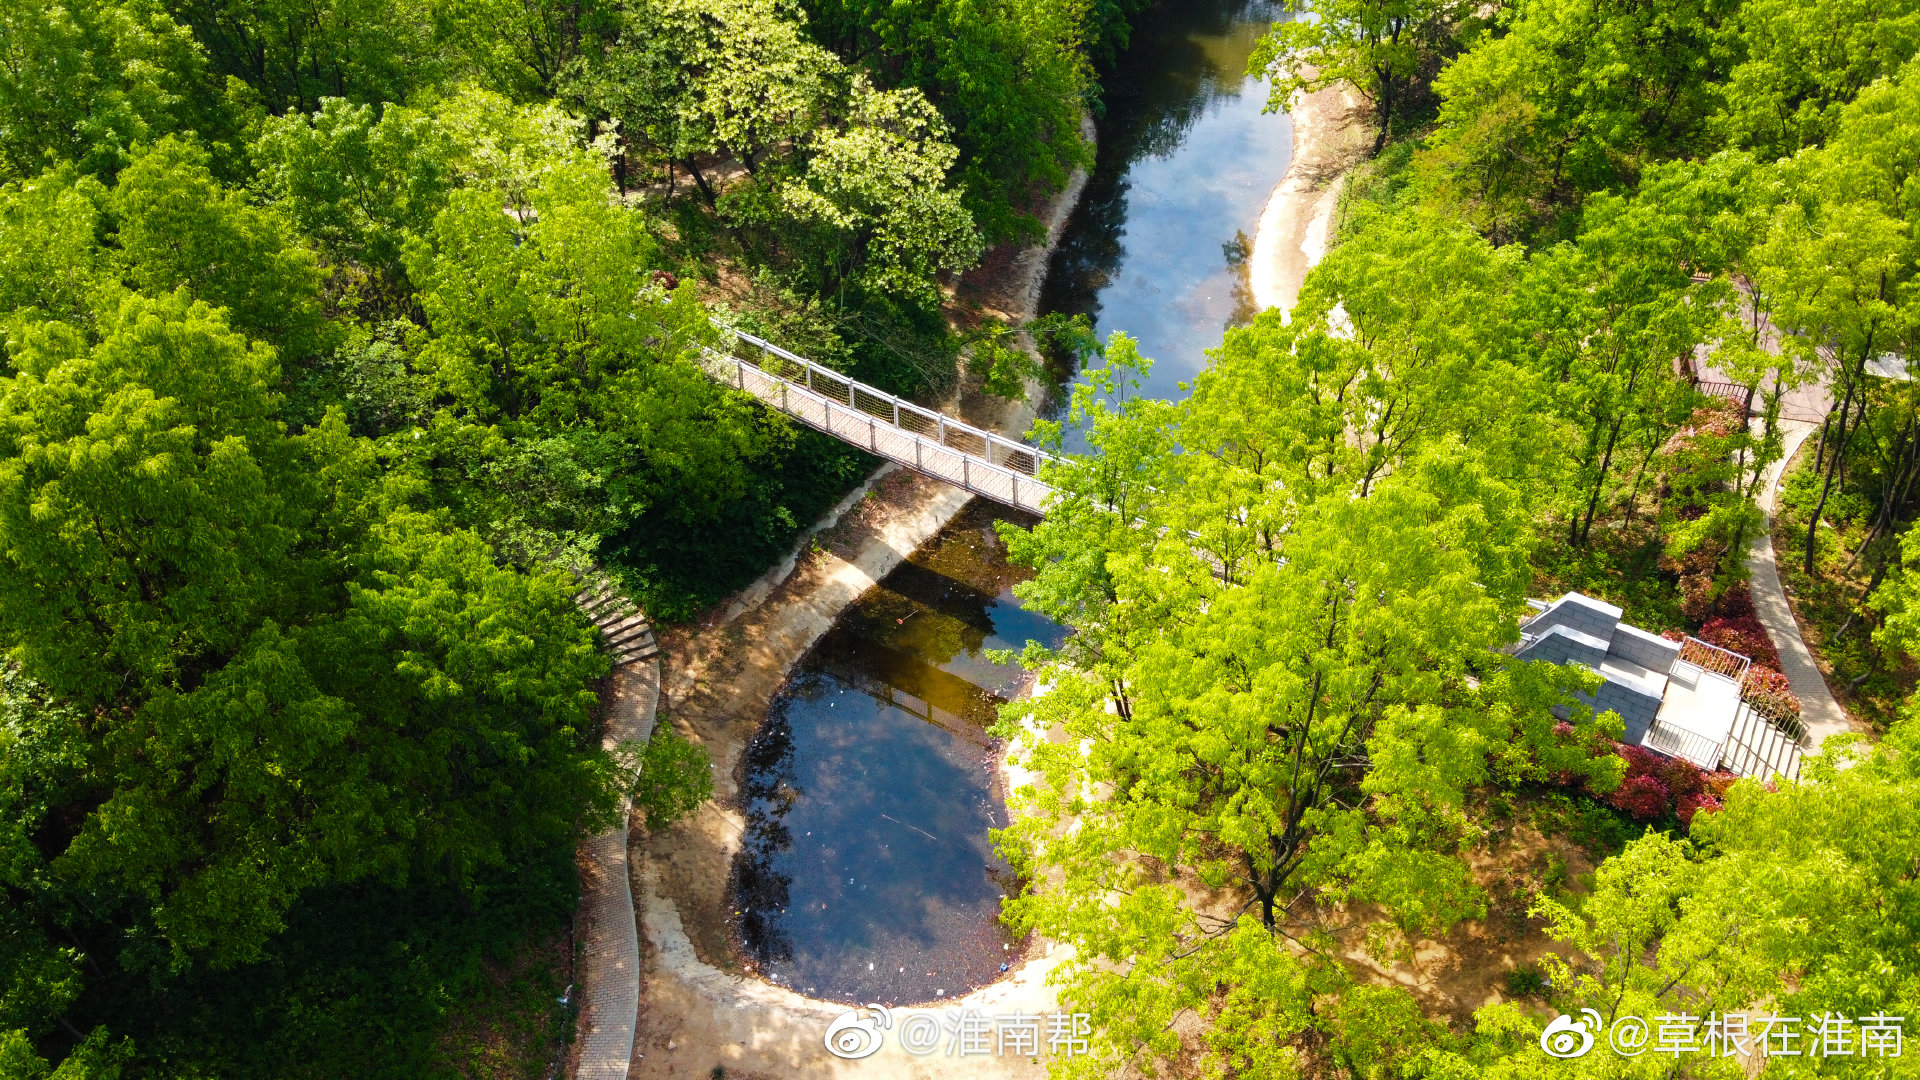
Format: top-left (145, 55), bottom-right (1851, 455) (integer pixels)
top-left (437, 0), bottom-right (620, 98)
top-left (963, 320), bottom-right (1045, 401)
top-left (1746, 68), bottom-right (1920, 572)
top-left (0, 1028), bottom-right (130, 1080)
top-left (0, 291), bottom-right (615, 969)
top-left (779, 78), bottom-right (983, 305)
top-left (426, 87), bottom-right (600, 196)
top-left (1874, 526), bottom-right (1920, 661)
top-left (636, 0), bottom-right (839, 175)
top-left (0, 173), bottom-right (110, 337)
top-left (251, 99), bottom-right (457, 298)
top-left (111, 137), bottom-right (332, 364)
top-left (1323, 984), bottom-right (1459, 1080)
top-left (561, 0), bottom-right (838, 204)
top-left (1251, 0), bottom-right (1468, 152)
top-left (0, 0), bottom-right (224, 181)
top-left (404, 157), bottom-right (777, 548)
top-left (1427, 723), bottom-right (1920, 1078)
top-left (1419, 0), bottom-right (1733, 239)
top-left (1719, 0), bottom-right (1920, 156)
top-left (800, 0), bottom-right (1092, 242)
top-left (626, 721), bottom-right (715, 826)
top-left (1246, 206), bottom-right (1532, 498)
top-left (1509, 187), bottom-right (1720, 545)
top-left (997, 322), bottom-right (1622, 1075)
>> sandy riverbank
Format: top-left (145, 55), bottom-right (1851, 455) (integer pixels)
top-left (1248, 82), bottom-right (1370, 317)
top-left (621, 121), bottom-right (1096, 1080)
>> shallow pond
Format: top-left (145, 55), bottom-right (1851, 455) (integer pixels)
top-left (730, 504), bottom-right (1066, 1004)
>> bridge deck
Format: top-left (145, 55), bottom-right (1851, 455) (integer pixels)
top-left (702, 328), bottom-right (1058, 515)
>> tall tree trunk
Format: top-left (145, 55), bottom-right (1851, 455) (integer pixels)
top-left (1804, 331), bottom-right (1878, 574)
top-left (683, 157), bottom-right (718, 208)
top-left (1577, 417), bottom-right (1628, 546)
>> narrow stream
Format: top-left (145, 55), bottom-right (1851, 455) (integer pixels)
top-left (728, 0), bottom-right (1292, 1005)
top-left (1043, 0), bottom-right (1292, 426)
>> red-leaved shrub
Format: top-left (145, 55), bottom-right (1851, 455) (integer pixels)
top-left (1676, 792), bottom-right (1723, 826)
top-left (1697, 614), bottom-right (1781, 670)
top-left (1598, 743), bottom-right (1731, 825)
top-left (1715, 584), bottom-right (1758, 622)
top-left (1742, 665), bottom-right (1802, 722)
top-left (1609, 775), bottom-right (1671, 821)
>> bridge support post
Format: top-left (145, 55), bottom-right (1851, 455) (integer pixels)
top-left (963, 457), bottom-right (970, 491)
top-left (869, 416), bottom-right (877, 451)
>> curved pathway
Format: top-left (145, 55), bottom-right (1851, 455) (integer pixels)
top-left (1748, 421), bottom-right (1852, 751)
top-left (574, 648), bottom-right (661, 1078)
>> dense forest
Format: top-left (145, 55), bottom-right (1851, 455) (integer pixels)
top-left (0, 0), bottom-right (1135, 1075)
top-left (3, 0), bottom-right (1919, 1075)
top-left (995, 0), bottom-right (1920, 1076)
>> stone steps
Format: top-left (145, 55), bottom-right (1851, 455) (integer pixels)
top-left (574, 571), bottom-right (660, 667)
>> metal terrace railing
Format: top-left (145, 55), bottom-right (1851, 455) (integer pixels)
top-left (701, 325), bottom-right (1059, 515)
top-left (1644, 718), bottom-right (1726, 772)
top-left (1676, 635), bottom-right (1752, 686)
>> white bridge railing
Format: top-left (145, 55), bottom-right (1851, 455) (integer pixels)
top-left (701, 325), bottom-right (1060, 515)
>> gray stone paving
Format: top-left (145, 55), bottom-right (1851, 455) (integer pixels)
top-left (1748, 422), bottom-right (1852, 751)
top-left (574, 657), bottom-right (659, 1080)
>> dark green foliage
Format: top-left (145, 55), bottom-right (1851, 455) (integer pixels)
top-left (61, 853), bottom-right (577, 1080)
top-left (1503, 964), bottom-right (1547, 998)
top-left (162, 0), bottom-right (445, 113)
top-left (605, 428), bottom-right (877, 621)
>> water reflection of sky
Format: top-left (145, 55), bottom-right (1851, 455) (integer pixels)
top-left (1042, 0), bottom-right (1294, 446)
top-left (732, 508), bottom-right (1067, 1004)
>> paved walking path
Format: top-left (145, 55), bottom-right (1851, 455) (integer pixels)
top-left (574, 658), bottom-right (660, 1080)
top-left (1748, 421), bottom-right (1852, 752)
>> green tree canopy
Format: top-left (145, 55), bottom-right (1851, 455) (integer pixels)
top-left (0, 289), bottom-right (615, 972)
top-left (1251, 0), bottom-right (1470, 153)
top-left (0, 0), bottom-right (230, 182)
top-left (995, 327), bottom-right (1623, 1077)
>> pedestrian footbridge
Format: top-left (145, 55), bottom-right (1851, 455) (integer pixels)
top-left (700, 326), bottom-right (1058, 515)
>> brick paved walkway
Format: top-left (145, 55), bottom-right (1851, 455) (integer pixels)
top-left (1748, 422), bottom-right (1851, 751)
top-left (574, 659), bottom-right (659, 1080)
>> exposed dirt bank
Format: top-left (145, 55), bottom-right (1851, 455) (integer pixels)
top-left (1248, 82), bottom-right (1370, 317)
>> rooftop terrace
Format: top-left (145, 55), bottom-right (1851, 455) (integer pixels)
top-left (1515, 593), bottom-right (1802, 782)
